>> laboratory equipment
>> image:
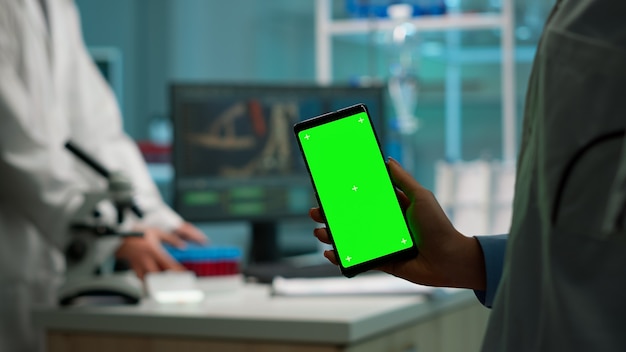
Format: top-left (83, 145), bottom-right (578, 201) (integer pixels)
top-left (58, 141), bottom-right (144, 306)
top-left (170, 83), bottom-right (386, 264)
top-left (345, 0), bottom-right (446, 18)
top-left (165, 244), bottom-right (242, 277)
top-left (386, 3), bottom-right (421, 177)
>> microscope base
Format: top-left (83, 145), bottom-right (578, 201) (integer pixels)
top-left (58, 272), bottom-right (143, 306)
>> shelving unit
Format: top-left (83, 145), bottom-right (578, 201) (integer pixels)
top-left (315, 0), bottom-right (517, 163)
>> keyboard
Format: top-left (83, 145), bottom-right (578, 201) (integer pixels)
top-left (243, 261), bottom-right (341, 284)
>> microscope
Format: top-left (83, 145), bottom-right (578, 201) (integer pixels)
top-left (58, 141), bottom-right (145, 306)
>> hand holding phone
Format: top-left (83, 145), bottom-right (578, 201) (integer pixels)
top-left (294, 104), bottom-right (418, 278)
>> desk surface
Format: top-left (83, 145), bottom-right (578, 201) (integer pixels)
top-left (34, 283), bottom-right (477, 345)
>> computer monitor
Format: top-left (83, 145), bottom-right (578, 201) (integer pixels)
top-left (171, 83), bottom-right (386, 263)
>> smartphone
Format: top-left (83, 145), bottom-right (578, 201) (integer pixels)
top-left (294, 104), bottom-right (418, 278)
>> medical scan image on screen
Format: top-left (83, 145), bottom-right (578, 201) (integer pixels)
top-left (172, 85), bottom-right (385, 224)
top-left (177, 97), bottom-right (310, 219)
top-left (183, 100), bottom-right (295, 178)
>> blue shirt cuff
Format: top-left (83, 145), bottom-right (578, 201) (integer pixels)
top-left (473, 234), bottom-right (507, 308)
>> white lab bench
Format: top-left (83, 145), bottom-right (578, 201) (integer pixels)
top-left (34, 283), bottom-right (490, 352)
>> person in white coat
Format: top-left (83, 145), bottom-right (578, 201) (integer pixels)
top-left (0, 0), bottom-right (207, 351)
top-left (313, 0), bottom-right (626, 350)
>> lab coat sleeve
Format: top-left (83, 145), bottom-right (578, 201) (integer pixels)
top-left (65, 3), bottom-right (183, 233)
top-left (604, 139), bottom-right (626, 234)
top-left (0, 5), bottom-right (84, 249)
top-left (105, 134), bottom-right (184, 232)
top-left (473, 234), bottom-right (507, 308)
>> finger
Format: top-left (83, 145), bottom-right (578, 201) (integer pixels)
top-left (313, 227), bottom-right (332, 245)
top-left (175, 222), bottom-right (209, 244)
top-left (159, 231), bottom-right (187, 249)
top-left (309, 207), bottom-right (325, 223)
top-left (154, 250), bottom-right (185, 271)
top-left (323, 250), bottom-right (339, 266)
top-left (133, 257), bottom-right (160, 280)
top-left (130, 264), bottom-right (146, 280)
top-left (387, 157), bottom-right (423, 199)
top-left (395, 187), bottom-right (411, 209)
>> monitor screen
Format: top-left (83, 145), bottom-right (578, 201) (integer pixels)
top-left (171, 83), bottom-right (387, 225)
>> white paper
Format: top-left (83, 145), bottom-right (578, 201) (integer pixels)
top-left (271, 274), bottom-right (435, 297)
top-left (145, 271), bottom-right (205, 304)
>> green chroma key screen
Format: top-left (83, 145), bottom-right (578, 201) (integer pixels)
top-left (297, 110), bottom-right (414, 268)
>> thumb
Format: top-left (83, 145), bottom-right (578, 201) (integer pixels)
top-left (387, 157), bottom-right (423, 200)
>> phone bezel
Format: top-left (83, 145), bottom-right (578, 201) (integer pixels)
top-left (294, 103), bottom-right (418, 278)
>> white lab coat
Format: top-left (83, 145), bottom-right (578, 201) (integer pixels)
top-left (483, 0), bottom-right (626, 350)
top-left (0, 0), bottom-right (183, 351)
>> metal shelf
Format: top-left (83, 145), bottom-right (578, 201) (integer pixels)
top-left (327, 13), bottom-right (505, 35)
top-left (315, 0), bottom-right (517, 162)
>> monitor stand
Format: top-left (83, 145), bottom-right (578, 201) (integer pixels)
top-left (248, 221), bottom-right (281, 263)
top-left (244, 220), bottom-right (341, 283)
